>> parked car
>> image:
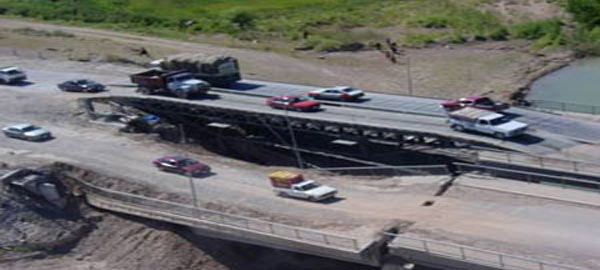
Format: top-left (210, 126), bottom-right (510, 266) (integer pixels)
top-left (2, 123), bottom-right (52, 141)
top-left (152, 156), bottom-right (211, 176)
top-left (266, 95), bottom-right (321, 112)
top-left (58, 79), bottom-right (106, 92)
top-left (0, 66), bottom-right (27, 84)
top-left (307, 86), bottom-right (365, 101)
top-left (441, 96), bottom-right (510, 112)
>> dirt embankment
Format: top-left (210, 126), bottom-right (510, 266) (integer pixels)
top-left (0, 164), bottom-right (377, 270)
top-left (0, 18), bottom-right (573, 102)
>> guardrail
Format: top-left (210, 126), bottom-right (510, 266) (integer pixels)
top-left (455, 163), bottom-right (600, 192)
top-left (311, 164), bottom-right (450, 176)
top-left (387, 233), bottom-right (587, 270)
top-left (72, 177), bottom-right (362, 251)
top-left (476, 150), bottom-right (600, 177)
top-left (528, 100), bottom-right (600, 115)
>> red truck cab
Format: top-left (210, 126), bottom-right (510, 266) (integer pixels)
top-left (441, 96), bottom-right (510, 112)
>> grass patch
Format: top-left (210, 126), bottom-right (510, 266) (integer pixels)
top-left (0, 0), bottom-right (575, 51)
top-left (12, 27), bottom-right (75, 38)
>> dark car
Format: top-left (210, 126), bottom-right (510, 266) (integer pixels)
top-left (153, 156), bottom-right (211, 177)
top-left (58, 79), bottom-right (106, 92)
top-left (441, 96), bottom-right (510, 112)
top-left (266, 95), bottom-right (321, 112)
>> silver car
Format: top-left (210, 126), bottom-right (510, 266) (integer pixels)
top-left (307, 86), bottom-right (365, 101)
top-left (2, 123), bottom-right (52, 141)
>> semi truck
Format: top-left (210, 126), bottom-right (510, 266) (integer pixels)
top-left (268, 171), bottom-right (337, 202)
top-left (0, 66), bottom-right (27, 84)
top-left (130, 69), bottom-right (210, 99)
top-left (448, 107), bottom-right (528, 139)
top-left (150, 53), bottom-right (241, 86)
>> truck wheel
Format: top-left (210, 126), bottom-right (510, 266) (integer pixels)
top-left (177, 92), bottom-right (188, 99)
top-left (494, 132), bottom-right (505, 139)
top-left (452, 124), bottom-right (464, 132)
top-left (138, 87), bottom-right (151, 95)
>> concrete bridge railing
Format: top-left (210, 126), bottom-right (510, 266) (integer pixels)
top-left (477, 150), bottom-right (600, 177)
top-left (387, 233), bottom-right (587, 270)
top-left (72, 177), bottom-right (363, 251)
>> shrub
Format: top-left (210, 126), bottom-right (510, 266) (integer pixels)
top-left (567, 0), bottom-right (600, 28)
top-left (488, 27), bottom-right (509, 41)
top-left (231, 11), bottom-right (256, 30)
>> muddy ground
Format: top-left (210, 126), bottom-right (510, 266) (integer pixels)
top-left (0, 164), bottom-right (380, 270)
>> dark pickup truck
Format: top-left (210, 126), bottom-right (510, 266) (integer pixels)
top-left (130, 69), bottom-right (210, 99)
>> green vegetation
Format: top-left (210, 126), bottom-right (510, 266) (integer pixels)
top-left (566, 0), bottom-right (600, 55)
top-left (0, 0), bottom-right (582, 51)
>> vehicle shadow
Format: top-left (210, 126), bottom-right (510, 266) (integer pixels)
top-left (188, 93), bottom-right (221, 101)
top-left (223, 82), bottom-right (264, 91)
top-left (7, 81), bottom-right (34, 87)
top-left (501, 112), bottom-right (524, 120)
top-left (505, 133), bottom-right (545, 145)
top-left (453, 129), bottom-right (544, 145)
top-left (28, 136), bottom-right (55, 143)
top-left (320, 196), bottom-right (345, 204)
top-left (189, 172), bottom-right (216, 179)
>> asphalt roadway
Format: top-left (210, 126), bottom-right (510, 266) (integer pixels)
top-left (2, 58), bottom-right (584, 156)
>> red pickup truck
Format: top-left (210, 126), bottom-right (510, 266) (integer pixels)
top-left (441, 96), bottom-right (510, 112)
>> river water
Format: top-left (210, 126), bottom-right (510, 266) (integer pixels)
top-left (529, 57), bottom-right (600, 111)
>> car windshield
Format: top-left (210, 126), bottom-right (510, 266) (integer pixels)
top-left (292, 96), bottom-right (309, 103)
top-left (174, 75), bottom-right (193, 81)
top-left (342, 87), bottom-right (356, 92)
top-left (5, 69), bottom-right (21, 75)
top-left (490, 116), bottom-right (510, 125)
top-left (179, 158), bottom-right (199, 166)
top-left (77, 80), bottom-right (93, 84)
top-left (21, 125), bottom-right (39, 132)
top-left (476, 98), bottom-right (495, 106)
top-left (298, 182), bottom-right (320, 191)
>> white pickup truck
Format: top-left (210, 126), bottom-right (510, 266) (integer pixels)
top-left (0, 66), bottom-right (27, 84)
top-left (448, 107), bottom-right (528, 139)
top-left (269, 171), bottom-right (337, 202)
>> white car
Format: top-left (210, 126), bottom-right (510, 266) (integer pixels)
top-left (307, 86), bottom-right (365, 101)
top-left (0, 66), bottom-right (27, 84)
top-left (2, 123), bottom-right (52, 141)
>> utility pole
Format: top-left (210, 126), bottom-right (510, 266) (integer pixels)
top-left (179, 123), bottom-right (199, 208)
top-left (284, 108), bottom-right (304, 169)
top-left (406, 56), bottom-right (413, 96)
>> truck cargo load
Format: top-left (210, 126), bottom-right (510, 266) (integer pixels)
top-left (268, 171), bottom-right (304, 188)
top-left (155, 53), bottom-right (241, 86)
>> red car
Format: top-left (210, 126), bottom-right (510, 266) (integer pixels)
top-left (153, 156), bottom-right (211, 176)
top-left (441, 96), bottom-right (510, 112)
top-left (266, 95), bottom-right (321, 112)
